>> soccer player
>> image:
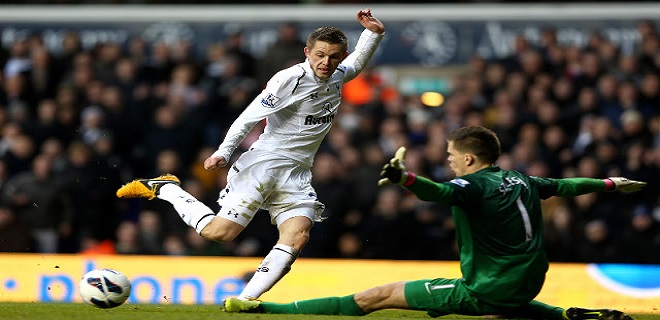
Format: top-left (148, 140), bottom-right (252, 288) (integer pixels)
top-left (223, 126), bottom-right (644, 320)
top-left (116, 9), bottom-right (385, 301)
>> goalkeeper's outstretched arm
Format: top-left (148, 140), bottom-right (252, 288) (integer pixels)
top-left (554, 177), bottom-right (647, 197)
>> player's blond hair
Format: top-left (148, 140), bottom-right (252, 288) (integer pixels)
top-left (306, 27), bottom-right (348, 53)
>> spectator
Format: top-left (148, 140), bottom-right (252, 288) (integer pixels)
top-left (2, 154), bottom-right (71, 253)
top-left (141, 41), bottom-right (173, 85)
top-left (162, 234), bottom-right (188, 256)
top-left (306, 152), bottom-right (349, 257)
top-left (136, 209), bottom-right (163, 255)
top-left (0, 204), bottom-right (34, 252)
top-left (142, 105), bottom-right (193, 168)
top-left (224, 29), bottom-right (257, 79)
top-left (638, 73), bottom-right (659, 108)
top-left (186, 228), bottom-right (229, 256)
top-left (620, 204), bottom-right (660, 264)
top-left (334, 231), bottom-right (363, 258)
top-left (3, 38), bottom-right (31, 79)
top-left (28, 46), bottom-right (59, 106)
top-left (77, 105), bottom-right (106, 145)
top-left (576, 219), bottom-right (622, 263)
top-left (114, 220), bottom-right (141, 254)
top-left (63, 141), bottom-right (120, 250)
top-left (54, 31), bottom-right (83, 76)
top-left (360, 187), bottom-right (415, 259)
top-left (543, 202), bottom-right (577, 262)
top-left (256, 21), bottom-right (306, 85)
top-left (410, 203), bottom-right (457, 260)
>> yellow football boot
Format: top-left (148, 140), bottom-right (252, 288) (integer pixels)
top-left (223, 298), bottom-right (263, 313)
top-left (116, 174), bottom-right (181, 200)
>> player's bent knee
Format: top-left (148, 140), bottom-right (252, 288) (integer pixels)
top-left (200, 227), bottom-right (238, 242)
top-left (362, 286), bottom-right (390, 301)
top-left (199, 220), bottom-right (243, 242)
top-left (354, 288), bottom-right (388, 311)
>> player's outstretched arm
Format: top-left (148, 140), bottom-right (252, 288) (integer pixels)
top-left (357, 8), bottom-right (385, 34)
top-left (553, 176), bottom-right (647, 197)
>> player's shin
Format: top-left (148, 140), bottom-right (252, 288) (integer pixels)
top-left (157, 184), bottom-right (216, 233)
top-left (261, 295), bottom-right (366, 315)
top-left (238, 244), bottom-right (299, 300)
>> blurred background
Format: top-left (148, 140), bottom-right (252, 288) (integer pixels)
top-left (0, 2), bottom-right (657, 265)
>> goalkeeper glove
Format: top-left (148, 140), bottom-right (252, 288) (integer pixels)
top-left (378, 147), bottom-right (409, 186)
top-left (604, 177), bottom-right (647, 193)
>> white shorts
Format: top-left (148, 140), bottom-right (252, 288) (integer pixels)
top-left (217, 149), bottom-right (326, 227)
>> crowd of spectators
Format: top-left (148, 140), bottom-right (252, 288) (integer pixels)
top-left (0, 19), bottom-right (657, 264)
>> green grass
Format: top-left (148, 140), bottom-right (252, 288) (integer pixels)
top-left (0, 303), bottom-right (428, 319)
top-left (1, 303), bottom-right (659, 320)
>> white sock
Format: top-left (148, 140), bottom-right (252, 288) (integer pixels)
top-left (157, 183), bottom-right (216, 233)
top-left (238, 244), bottom-right (299, 300)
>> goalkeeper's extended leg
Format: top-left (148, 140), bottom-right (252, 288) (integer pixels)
top-left (224, 295), bottom-right (365, 315)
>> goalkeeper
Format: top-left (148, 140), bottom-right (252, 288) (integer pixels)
top-left (224, 125), bottom-right (645, 320)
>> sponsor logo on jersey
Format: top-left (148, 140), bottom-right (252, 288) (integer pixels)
top-left (449, 178), bottom-right (470, 187)
top-left (304, 113), bottom-right (335, 125)
top-left (261, 93), bottom-right (280, 108)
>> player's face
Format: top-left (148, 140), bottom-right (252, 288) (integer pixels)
top-left (305, 41), bottom-right (346, 80)
top-left (447, 141), bottom-right (468, 177)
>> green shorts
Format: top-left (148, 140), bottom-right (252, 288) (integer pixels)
top-left (404, 278), bottom-right (499, 318)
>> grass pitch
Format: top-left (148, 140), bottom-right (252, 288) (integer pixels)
top-left (1, 303), bottom-right (658, 320)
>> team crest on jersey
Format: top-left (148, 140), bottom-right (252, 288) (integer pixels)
top-left (261, 93), bottom-right (280, 108)
top-left (449, 178), bottom-right (470, 187)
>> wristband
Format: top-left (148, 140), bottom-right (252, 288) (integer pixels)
top-left (602, 178), bottom-right (615, 191)
top-left (403, 172), bottom-right (417, 187)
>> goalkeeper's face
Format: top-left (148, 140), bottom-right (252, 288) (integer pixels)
top-left (304, 41), bottom-right (346, 80)
top-left (447, 141), bottom-right (468, 177)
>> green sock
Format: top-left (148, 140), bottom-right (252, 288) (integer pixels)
top-left (510, 300), bottom-right (564, 320)
top-left (261, 294), bottom-right (366, 315)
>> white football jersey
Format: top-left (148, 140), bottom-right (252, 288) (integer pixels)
top-left (213, 29), bottom-right (384, 168)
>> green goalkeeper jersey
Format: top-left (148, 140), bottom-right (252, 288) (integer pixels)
top-left (406, 166), bottom-right (606, 307)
